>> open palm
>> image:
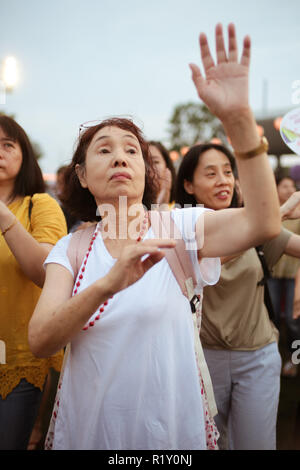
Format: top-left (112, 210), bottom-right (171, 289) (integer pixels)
top-left (190, 23), bottom-right (251, 121)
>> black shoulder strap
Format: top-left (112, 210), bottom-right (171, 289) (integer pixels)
top-left (28, 197), bottom-right (33, 221)
top-left (255, 245), bottom-right (271, 286)
top-left (255, 245), bottom-right (275, 322)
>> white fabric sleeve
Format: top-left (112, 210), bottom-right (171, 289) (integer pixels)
top-left (171, 207), bottom-right (221, 292)
top-left (44, 233), bottom-right (74, 278)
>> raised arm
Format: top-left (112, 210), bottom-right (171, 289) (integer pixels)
top-left (190, 24), bottom-right (280, 258)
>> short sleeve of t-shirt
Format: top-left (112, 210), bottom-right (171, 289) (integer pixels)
top-left (45, 233), bottom-right (74, 277)
top-left (30, 193), bottom-right (67, 244)
top-left (171, 207), bottom-right (221, 292)
top-left (262, 227), bottom-right (292, 270)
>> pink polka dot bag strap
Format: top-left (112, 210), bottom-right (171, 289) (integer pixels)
top-left (149, 210), bottom-right (219, 450)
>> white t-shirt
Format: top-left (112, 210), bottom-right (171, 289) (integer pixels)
top-left (45, 207), bottom-right (220, 450)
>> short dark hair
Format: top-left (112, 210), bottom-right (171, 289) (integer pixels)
top-left (0, 115), bottom-right (45, 201)
top-left (275, 174), bottom-right (296, 187)
top-left (175, 142), bottom-right (239, 208)
top-left (148, 141), bottom-right (176, 203)
top-left (60, 118), bottom-right (159, 221)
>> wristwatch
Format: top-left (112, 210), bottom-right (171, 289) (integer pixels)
top-left (234, 136), bottom-right (269, 159)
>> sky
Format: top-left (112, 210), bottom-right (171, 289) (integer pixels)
top-left (0, 0), bottom-right (300, 174)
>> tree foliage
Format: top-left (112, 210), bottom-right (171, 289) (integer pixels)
top-left (167, 102), bottom-right (226, 151)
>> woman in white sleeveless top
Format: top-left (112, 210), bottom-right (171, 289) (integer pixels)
top-left (29, 23), bottom-right (281, 450)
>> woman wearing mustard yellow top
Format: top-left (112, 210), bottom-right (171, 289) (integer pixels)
top-left (0, 115), bottom-right (67, 449)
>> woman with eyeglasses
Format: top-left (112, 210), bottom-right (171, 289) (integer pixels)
top-left (29, 24), bottom-right (280, 450)
top-left (0, 115), bottom-right (67, 449)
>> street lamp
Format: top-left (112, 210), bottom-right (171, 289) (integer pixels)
top-left (2, 56), bottom-right (18, 91)
top-left (0, 56), bottom-right (19, 104)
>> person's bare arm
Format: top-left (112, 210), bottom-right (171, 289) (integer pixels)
top-left (0, 203), bottom-right (54, 287)
top-left (189, 24), bottom-right (280, 258)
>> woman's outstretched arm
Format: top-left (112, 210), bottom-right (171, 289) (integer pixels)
top-left (190, 24), bottom-right (280, 257)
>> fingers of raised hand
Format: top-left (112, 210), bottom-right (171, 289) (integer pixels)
top-left (199, 33), bottom-right (215, 73)
top-left (240, 35), bottom-right (251, 67)
top-left (216, 23), bottom-right (249, 65)
top-left (189, 63), bottom-right (204, 96)
top-left (227, 23), bottom-right (238, 62)
top-left (215, 23), bottom-right (228, 64)
top-left (197, 23), bottom-right (250, 72)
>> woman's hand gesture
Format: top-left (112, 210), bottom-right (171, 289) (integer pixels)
top-left (190, 23), bottom-right (251, 122)
top-left (105, 239), bottom-right (176, 294)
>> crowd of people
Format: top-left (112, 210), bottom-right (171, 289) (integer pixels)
top-left (0, 23), bottom-right (299, 451)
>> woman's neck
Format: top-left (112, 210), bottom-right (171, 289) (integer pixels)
top-left (97, 199), bottom-right (147, 241)
top-left (0, 182), bottom-right (16, 205)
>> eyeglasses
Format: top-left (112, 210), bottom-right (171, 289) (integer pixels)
top-left (78, 115), bottom-right (145, 137)
top-left (79, 120), bottom-right (103, 136)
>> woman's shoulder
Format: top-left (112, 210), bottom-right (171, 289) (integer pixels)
top-left (29, 192), bottom-right (67, 239)
top-left (31, 192), bottom-right (60, 207)
top-left (51, 232), bottom-right (73, 250)
top-left (44, 233), bottom-right (74, 276)
top-left (30, 192), bottom-right (65, 217)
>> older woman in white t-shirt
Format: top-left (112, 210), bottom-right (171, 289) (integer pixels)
top-left (28, 23), bottom-right (281, 450)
